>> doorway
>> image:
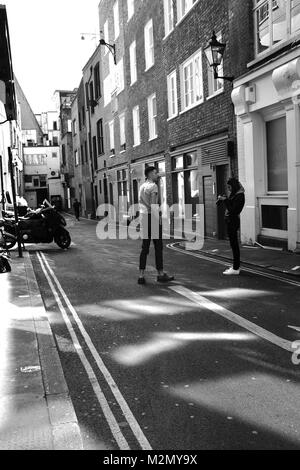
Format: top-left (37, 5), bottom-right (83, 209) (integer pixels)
top-left (203, 176), bottom-right (216, 237)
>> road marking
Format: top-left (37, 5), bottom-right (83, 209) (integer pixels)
top-left (38, 251), bottom-right (152, 451)
top-left (36, 252), bottom-right (130, 450)
top-left (167, 243), bottom-right (300, 288)
top-left (170, 285), bottom-right (293, 353)
top-left (288, 325), bottom-right (300, 333)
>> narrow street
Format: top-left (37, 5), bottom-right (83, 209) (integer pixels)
top-left (30, 216), bottom-right (300, 450)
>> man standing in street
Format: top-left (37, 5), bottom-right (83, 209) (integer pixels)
top-left (73, 198), bottom-right (81, 221)
top-left (138, 166), bottom-right (174, 285)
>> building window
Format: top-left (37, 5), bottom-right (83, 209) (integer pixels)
top-left (52, 152), bottom-right (58, 158)
top-left (53, 136), bottom-right (59, 146)
top-left (207, 33), bottom-right (224, 97)
top-left (81, 145), bottom-right (84, 163)
top-left (62, 144), bottom-right (66, 165)
top-left (132, 105), bottom-right (140, 147)
top-left (78, 111), bottom-right (82, 131)
top-left (254, 0), bottom-right (300, 56)
top-left (180, 48), bottom-right (203, 112)
top-left (171, 153), bottom-right (200, 217)
top-left (167, 70), bottom-right (178, 119)
top-left (104, 21), bottom-right (109, 55)
top-left (116, 58), bottom-right (125, 94)
top-left (148, 93), bottom-right (157, 141)
top-left (53, 121), bottom-right (58, 131)
top-left (117, 169), bottom-right (128, 200)
top-left (93, 136), bottom-right (98, 170)
top-left (113, 1), bottom-right (120, 40)
top-left (266, 116), bottom-right (288, 192)
top-left (97, 119), bottom-right (104, 155)
top-left (89, 82), bottom-right (95, 114)
top-left (127, 0), bottom-right (134, 21)
top-left (94, 62), bottom-right (101, 100)
top-left (109, 120), bottom-right (115, 155)
top-left (177, 0), bottom-right (198, 23)
top-left (164, 0), bottom-right (174, 36)
top-left (82, 106), bottom-right (86, 126)
top-left (119, 113), bottom-right (126, 151)
top-left (75, 150), bottom-right (79, 166)
top-left (104, 75), bottom-right (112, 107)
top-left (144, 19), bottom-right (154, 71)
top-left (129, 40), bottom-right (137, 85)
top-left (84, 141), bottom-right (88, 163)
top-left (67, 120), bottom-right (72, 133)
top-left (72, 119), bottom-right (77, 135)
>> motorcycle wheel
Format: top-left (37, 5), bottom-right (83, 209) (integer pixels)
top-left (55, 229), bottom-right (71, 250)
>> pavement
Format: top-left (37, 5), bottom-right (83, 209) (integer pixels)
top-left (0, 250), bottom-right (82, 450)
top-left (187, 238), bottom-right (300, 277)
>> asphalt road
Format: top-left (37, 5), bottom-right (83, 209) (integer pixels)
top-left (30, 215), bottom-right (300, 450)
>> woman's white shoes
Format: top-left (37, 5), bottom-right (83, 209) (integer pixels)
top-left (223, 267), bottom-right (240, 276)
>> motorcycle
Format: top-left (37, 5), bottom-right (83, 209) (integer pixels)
top-left (0, 223), bottom-right (12, 273)
top-left (3, 200), bottom-right (71, 250)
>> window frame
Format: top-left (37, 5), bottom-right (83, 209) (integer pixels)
top-left (207, 32), bottom-right (224, 99)
top-left (127, 0), bottom-right (134, 22)
top-left (148, 93), bottom-right (158, 141)
top-left (167, 70), bottom-right (178, 119)
top-left (119, 112), bottom-right (126, 151)
top-left (253, 0), bottom-right (300, 57)
top-left (132, 105), bottom-right (141, 147)
top-left (144, 19), bottom-right (155, 71)
top-left (164, 0), bottom-right (174, 37)
top-left (129, 40), bottom-right (137, 85)
top-left (180, 48), bottom-right (204, 114)
top-left (109, 120), bottom-right (115, 155)
top-left (113, 1), bottom-right (120, 40)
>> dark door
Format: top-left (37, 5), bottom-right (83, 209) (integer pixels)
top-left (203, 176), bottom-right (216, 237)
top-left (216, 164), bottom-right (229, 239)
top-left (133, 179), bottom-right (139, 205)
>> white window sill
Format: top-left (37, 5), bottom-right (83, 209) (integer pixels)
top-left (179, 100), bottom-right (204, 115)
top-left (206, 89), bottom-right (224, 101)
top-left (163, 28), bottom-right (174, 41)
top-left (120, 150), bottom-right (126, 154)
top-left (145, 64), bottom-right (155, 73)
top-left (167, 114), bottom-right (178, 122)
top-left (110, 154), bottom-right (115, 158)
top-left (133, 143), bottom-right (140, 148)
top-left (130, 80), bottom-right (137, 87)
top-left (148, 136), bottom-right (158, 142)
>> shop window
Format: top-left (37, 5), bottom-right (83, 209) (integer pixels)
top-left (266, 117), bottom-right (288, 192)
top-left (171, 153), bottom-right (199, 217)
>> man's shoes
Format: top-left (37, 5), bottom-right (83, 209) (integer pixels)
top-left (138, 277), bottom-right (146, 285)
top-left (157, 273), bottom-right (175, 283)
top-left (223, 267), bottom-right (240, 276)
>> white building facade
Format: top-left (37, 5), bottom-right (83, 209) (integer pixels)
top-left (232, 0), bottom-right (300, 252)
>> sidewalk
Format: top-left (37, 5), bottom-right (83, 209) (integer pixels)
top-left (0, 251), bottom-right (83, 450)
top-left (187, 238), bottom-right (300, 277)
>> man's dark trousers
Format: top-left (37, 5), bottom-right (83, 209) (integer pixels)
top-left (139, 214), bottom-right (163, 272)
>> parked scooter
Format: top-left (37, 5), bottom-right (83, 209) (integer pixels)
top-left (3, 200), bottom-right (71, 250)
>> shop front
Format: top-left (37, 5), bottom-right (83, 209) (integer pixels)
top-left (232, 51), bottom-right (300, 251)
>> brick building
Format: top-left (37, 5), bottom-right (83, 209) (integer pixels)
top-left (53, 89), bottom-right (77, 210)
top-left (163, 0), bottom-right (253, 238)
top-left (71, 0), bottom-right (253, 235)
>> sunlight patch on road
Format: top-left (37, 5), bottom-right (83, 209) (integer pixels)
top-left (170, 373), bottom-right (300, 445)
top-left (197, 288), bottom-right (274, 300)
top-left (112, 332), bottom-right (255, 366)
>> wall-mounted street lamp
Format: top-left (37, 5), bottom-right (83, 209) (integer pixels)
top-left (204, 32), bottom-right (234, 83)
top-left (99, 39), bottom-right (117, 65)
